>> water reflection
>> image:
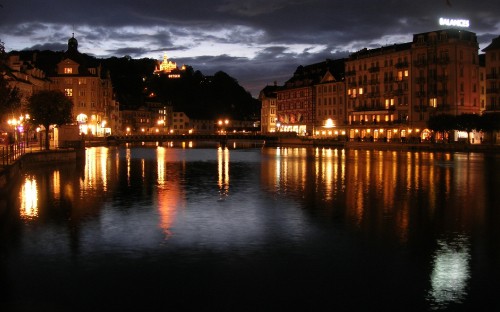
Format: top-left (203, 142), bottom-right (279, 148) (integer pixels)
top-left (19, 175), bottom-right (38, 220)
top-left (218, 146), bottom-right (230, 200)
top-left (428, 234), bottom-right (471, 309)
top-left (156, 147), bottom-right (183, 239)
top-left (3, 146), bottom-right (498, 311)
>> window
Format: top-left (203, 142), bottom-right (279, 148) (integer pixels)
top-left (64, 88), bottom-right (73, 96)
top-left (64, 67), bottom-right (72, 74)
top-left (430, 98), bottom-right (437, 108)
top-left (78, 78), bottom-right (87, 85)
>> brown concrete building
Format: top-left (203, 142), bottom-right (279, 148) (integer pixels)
top-left (345, 43), bottom-right (412, 141)
top-left (482, 35), bottom-right (500, 113)
top-left (269, 28), bottom-right (485, 142)
top-left (259, 84), bottom-right (278, 133)
top-left (276, 59), bottom-right (345, 136)
top-left (314, 68), bottom-right (346, 137)
top-left (411, 29), bottom-right (481, 122)
top-left (49, 36), bottom-right (119, 136)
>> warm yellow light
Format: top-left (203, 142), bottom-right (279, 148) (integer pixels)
top-left (324, 118), bottom-right (335, 128)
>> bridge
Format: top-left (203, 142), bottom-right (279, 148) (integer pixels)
top-left (106, 133), bottom-right (279, 147)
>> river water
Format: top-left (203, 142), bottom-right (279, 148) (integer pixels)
top-left (0, 145), bottom-right (499, 311)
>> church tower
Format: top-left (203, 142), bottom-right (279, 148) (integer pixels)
top-left (68, 34), bottom-right (78, 52)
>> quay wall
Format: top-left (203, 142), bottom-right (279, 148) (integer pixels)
top-left (0, 149), bottom-right (81, 193)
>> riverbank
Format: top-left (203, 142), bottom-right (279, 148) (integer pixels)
top-left (0, 148), bottom-right (83, 192)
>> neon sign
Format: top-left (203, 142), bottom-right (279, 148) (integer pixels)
top-left (439, 18), bottom-right (470, 28)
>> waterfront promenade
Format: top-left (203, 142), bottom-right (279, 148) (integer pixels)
top-left (0, 143), bottom-right (83, 191)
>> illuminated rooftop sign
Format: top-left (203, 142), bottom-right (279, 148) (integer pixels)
top-left (439, 18), bottom-right (470, 28)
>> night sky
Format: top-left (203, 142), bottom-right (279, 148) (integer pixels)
top-left (1, 0), bottom-right (499, 96)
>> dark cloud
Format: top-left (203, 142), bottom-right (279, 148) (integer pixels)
top-left (1, 0), bottom-right (499, 96)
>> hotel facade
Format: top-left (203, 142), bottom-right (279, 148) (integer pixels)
top-left (267, 28), bottom-right (489, 142)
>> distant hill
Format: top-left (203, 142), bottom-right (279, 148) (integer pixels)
top-left (11, 50), bottom-right (260, 121)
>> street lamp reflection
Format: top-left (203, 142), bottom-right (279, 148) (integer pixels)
top-left (20, 176), bottom-right (38, 220)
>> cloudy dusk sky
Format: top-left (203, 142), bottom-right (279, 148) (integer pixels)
top-left (1, 0), bottom-right (499, 96)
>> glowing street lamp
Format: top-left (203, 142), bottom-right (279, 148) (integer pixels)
top-left (217, 118), bottom-right (229, 134)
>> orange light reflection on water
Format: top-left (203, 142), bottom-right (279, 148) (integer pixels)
top-left (20, 176), bottom-right (38, 220)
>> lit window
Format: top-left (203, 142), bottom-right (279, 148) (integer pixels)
top-left (430, 98), bottom-right (437, 108)
top-left (398, 71), bottom-right (403, 81)
top-left (358, 88), bottom-right (364, 95)
top-left (64, 67), bottom-right (73, 74)
top-left (64, 88), bottom-right (73, 97)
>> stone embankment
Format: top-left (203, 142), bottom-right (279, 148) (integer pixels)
top-left (0, 148), bottom-right (83, 192)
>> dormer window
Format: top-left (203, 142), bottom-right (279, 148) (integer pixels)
top-left (64, 67), bottom-right (73, 74)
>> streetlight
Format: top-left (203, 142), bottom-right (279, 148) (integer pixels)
top-left (217, 119), bottom-right (229, 134)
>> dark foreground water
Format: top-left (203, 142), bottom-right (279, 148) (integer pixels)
top-left (0, 145), bottom-right (499, 311)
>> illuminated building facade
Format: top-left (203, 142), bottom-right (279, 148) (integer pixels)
top-left (3, 54), bottom-right (49, 106)
top-left (268, 28), bottom-right (484, 141)
top-left (259, 84), bottom-right (278, 133)
top-left (482, 35), bottom-right (500, 112)
top-left (411, 29), bottom-right (480, 122)
top-left (276, 59), bottom-right (345, 135)
top-left (346, 43), bottom-right (412, 141)
top-left (154, 53), bottom-right (186, 78)
top-left (49, 36), bottom-right (119, 136)
top-left (121, 102), bottom-right (173, 134)
top-left (315, 70), bottom-right (346, 137)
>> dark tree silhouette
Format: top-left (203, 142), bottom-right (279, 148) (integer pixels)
top-left (27, 90), bottom-right (73, 150)
top-left (0, 41), bottom-right (22, 120)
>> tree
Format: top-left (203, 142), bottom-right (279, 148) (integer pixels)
top-left (427, 114), bottom-right (456, 142)
top-left (0, 40), bottom-right (22, 121)
top-left (456, 114), bottom-right (481, 143)
top-left (27, 90), bottom-right (73, 150)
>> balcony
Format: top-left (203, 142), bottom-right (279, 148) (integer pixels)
top-left (438, 90), bottom-right (448, 97)
top-left (486, 88), bottom-right (499, 94)
top-left (437, 75), bottom-right (448, 82)
top-left (415, 77), bottom-right (426, 84)
top-left (437, 56), bottom-right (450, 65)
top-left (414, 105), bottom-right (428, 112)
top-left (353, 105), bottom-right (394, 112)
top-left (413, 59), bottom-right (427, 67)
top-left (486, 73), bottom-right (498, 80)
top-left (367, 92), bottom-right (381, 98)
top-left (395, 61), bottom-right (409, 68)
top-left (368, 66), bottom-right (380, 73)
